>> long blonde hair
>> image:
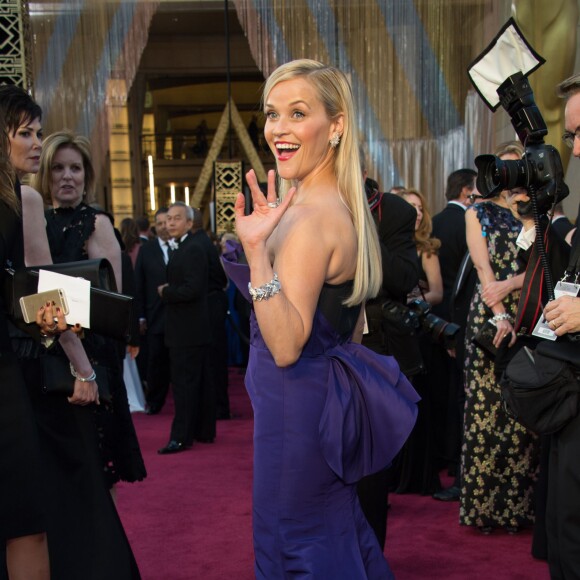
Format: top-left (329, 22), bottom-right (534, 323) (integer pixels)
top-left (263, 59), bottom-right (381, 305)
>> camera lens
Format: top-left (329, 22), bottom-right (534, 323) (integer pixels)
top-left (475, 154), bottom-right (527, 198)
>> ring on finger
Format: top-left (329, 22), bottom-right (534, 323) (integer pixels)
top-left (267, 200), bottom-right (280, 209)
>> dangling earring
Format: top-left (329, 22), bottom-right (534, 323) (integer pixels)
top-left (329, 132), bottom-right (341, 148)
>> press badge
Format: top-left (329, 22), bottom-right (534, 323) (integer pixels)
top-left (532, 281), bottom-right (580, 340)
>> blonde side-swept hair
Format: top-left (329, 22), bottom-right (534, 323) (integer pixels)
top-left (262, 59), bottom-right (381, 306)
top-left (32, 130), bottom-right (95, 205)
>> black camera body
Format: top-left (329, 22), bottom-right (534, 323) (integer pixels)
top-left (382, 298), bottom-right (460, 350)
top-left (474, 72), bottom-right (569, 215)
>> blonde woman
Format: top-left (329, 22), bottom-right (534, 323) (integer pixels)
top-left (460, 141), bottom-right (539, 534)
top-left (224, 59), bottom-right (419, 578)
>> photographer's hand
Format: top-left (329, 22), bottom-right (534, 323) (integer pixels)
top-left (506, 188), bottom-right (533, 226)
top-left (544, 296), bottom-right (580, 335)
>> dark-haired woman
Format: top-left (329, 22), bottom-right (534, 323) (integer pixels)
top-left (0, 111), bottom-right (49, 580)
top-left (0, 85), bottom-right (141, 579)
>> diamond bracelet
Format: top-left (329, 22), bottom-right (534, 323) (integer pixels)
top-left (490, 312), bottom-right (513, 324)
top-left (248, 273), bottom-right (281, 302)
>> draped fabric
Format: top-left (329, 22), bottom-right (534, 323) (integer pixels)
top-left (28, 0), bottom-right (158, 175)
top-left (233, 0), bottom-right (507, 212)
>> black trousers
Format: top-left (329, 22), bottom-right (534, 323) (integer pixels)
top-left (547, 411), bottom-right (580, 579)
top-left (169, 345), bottom-right (214, 446)
top-left (208, 292), bottom-right (229, 418)
top-left (145, 332), bottom-right (171, 412)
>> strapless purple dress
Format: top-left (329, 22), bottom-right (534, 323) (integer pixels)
top-left (223, 249), bottom-right (419, 579)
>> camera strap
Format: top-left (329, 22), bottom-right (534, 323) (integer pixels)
top-left (563, 235), bottom-right (580, 283)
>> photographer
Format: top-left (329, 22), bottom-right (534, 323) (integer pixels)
top-left (357, 163), bottom-right (419, 550)
top-left (516, 72), bottom-right (580, 580)
top-left (491, 74), bottom-right (578, 575)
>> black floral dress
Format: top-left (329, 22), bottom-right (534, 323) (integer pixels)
top-left (460, 202), bottom-right (540, 529)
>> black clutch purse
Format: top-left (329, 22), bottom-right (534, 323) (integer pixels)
top-left (472, 319), bottom-right (511, 359)
top-left (6, 258), bottom-right (133, 341)
top-left (40, 355), bottom-right (111, 403)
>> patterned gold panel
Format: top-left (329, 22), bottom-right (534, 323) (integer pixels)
top-left (214, 160), bottom-right (243, 236)
top-left (0, 0), bottom-right (30, 88)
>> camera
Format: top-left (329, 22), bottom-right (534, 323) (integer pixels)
top-left (474, 72), bottom-right (569, 215)
top-left (382, 298), bottom-right (460, 349)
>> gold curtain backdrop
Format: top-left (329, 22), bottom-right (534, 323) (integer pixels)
top-left (232, 0), bottom-right (580, 212)
top-left (28, 0), bottom-right (158, 176)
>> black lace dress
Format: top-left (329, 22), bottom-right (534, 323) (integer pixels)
top-left (44, 202), bottom-right (146, 485)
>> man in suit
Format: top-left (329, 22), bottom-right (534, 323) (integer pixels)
top-left (429, 169), bottom-right (478, 501)
top-left (157, 202), bottom-right (212, 454)
top-left (190, 208), bottom-right (229, 422)
top-left (136, 216), bottom-right (150, 243)
top-left (135, 207), bottom-right (172, 415)
top-left (357, 172), bottom-right (420, 550)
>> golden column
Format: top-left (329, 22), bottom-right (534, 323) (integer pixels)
top-left (0, 0), bottom-right (32, 88)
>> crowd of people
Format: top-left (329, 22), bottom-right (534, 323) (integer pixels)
top-left (2, 60), bottom-right (580, 580)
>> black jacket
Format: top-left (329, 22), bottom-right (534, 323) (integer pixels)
top-left (162, 233), bottom-right (211, 348)
top-left (135, 238), bottom-right (168, 335)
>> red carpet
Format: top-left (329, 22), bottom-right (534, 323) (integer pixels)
top-left (116, 368), bottom-right (550, 579)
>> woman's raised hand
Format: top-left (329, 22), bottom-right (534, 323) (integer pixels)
top-left (234, 169), bottom-right (296, 255)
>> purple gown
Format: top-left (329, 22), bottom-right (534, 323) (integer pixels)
top-left (223, 250), bottom-right (419, 579)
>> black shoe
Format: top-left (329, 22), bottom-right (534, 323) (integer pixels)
top-left (432, 485), bottom-right (460, 501)
top-left (157, 440), bottom-right (187, 454)
top-left (478, 526), bottom-right (493, 535)
top-left (505, 525), bottom-right (520, 535)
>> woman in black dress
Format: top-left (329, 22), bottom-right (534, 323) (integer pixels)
top-left (0, 111), bottom-right (49, 579)
top-left (1, 86), bottom-right (141, 579)
top-left (33, 130), bottom-right (146, 489)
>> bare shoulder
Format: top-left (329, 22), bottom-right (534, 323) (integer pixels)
top-left (20, 184), bottom-right (45, 206)
top-left (93, 212), bottom-right (115, 232)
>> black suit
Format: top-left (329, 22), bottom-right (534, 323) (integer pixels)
top-left (551, 215), bottom-right (574, 243)
top-left (162, 233), bottom-right (212, 446)
top-left (190, 230), bottom-right (229, 419)
top-left (431, 202), bottom-right (470, 488)
top-left (358, 191), bottom-right (419, 550)
top-left (135, 238), bottom-right (171, 412)
top-left (431, 202), bottom-right (468, 321)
